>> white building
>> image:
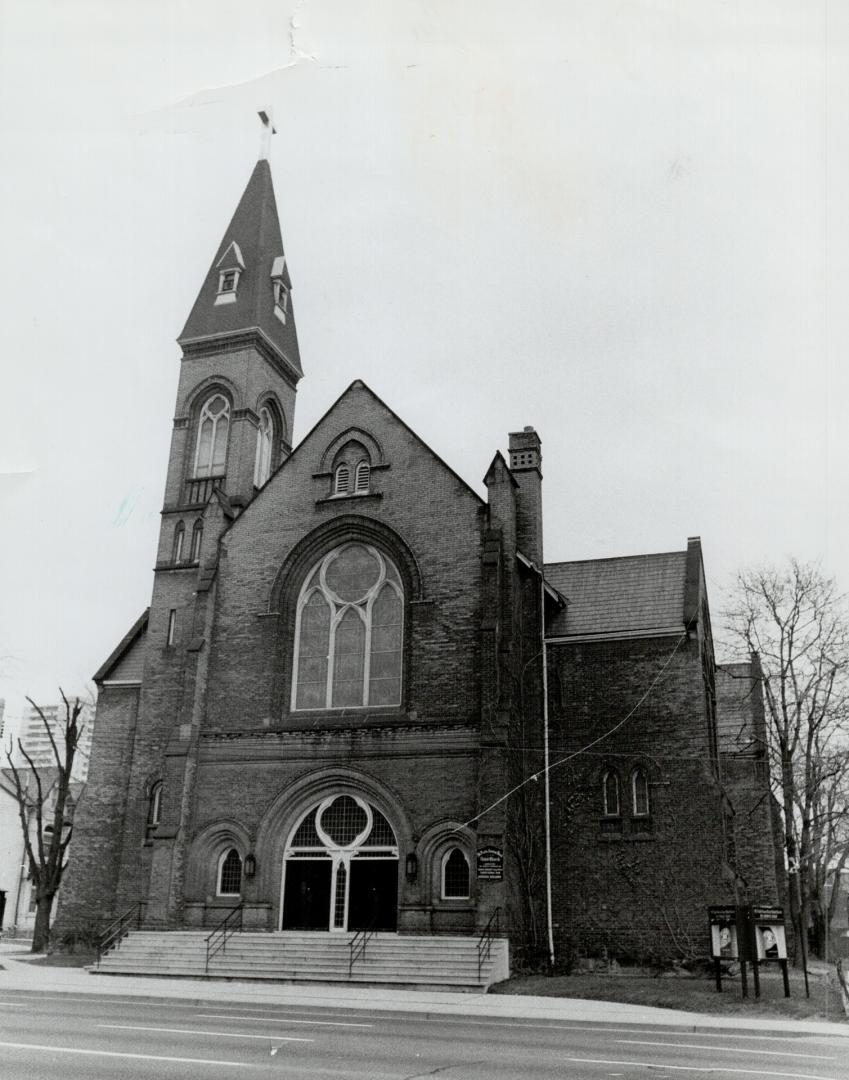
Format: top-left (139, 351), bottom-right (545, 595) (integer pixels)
top-left (16, 702), bottom-right (93, 783)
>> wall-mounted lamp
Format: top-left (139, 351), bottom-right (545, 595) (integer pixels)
top-left (244, 852), bottom-right (257, 879)
top-left (405, 852), bottom-right (418, 882)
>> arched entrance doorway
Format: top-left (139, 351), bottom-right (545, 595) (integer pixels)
top-left (280, 794), bottom-right (399, 931)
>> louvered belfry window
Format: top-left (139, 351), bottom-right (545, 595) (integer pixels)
top-left (292, 543), bottom-right (403, 710)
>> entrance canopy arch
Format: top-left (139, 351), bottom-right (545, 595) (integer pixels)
top-left (281, 794), bottom-right (399, 931)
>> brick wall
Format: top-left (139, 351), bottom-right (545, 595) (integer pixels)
top-left (547, 635), bottom-right (733, 964)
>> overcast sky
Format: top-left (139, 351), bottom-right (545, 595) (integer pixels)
top-left (1, 1), bottom-right (847, 726)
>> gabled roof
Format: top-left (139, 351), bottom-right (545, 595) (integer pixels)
top-left (545, 550), bottom-right (689, 639)
top-left (93, 608), bottom-right (149, 684)
top-left (179, 160), bottom-right (302, 379)
top-left (227, 379), bottom-right (486, 535)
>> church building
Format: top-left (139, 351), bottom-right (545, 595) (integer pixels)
top-left (56, 152), bottom-right (778, 976)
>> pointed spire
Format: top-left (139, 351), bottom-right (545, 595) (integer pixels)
top-left (179, 159), bottom-right (302, 381)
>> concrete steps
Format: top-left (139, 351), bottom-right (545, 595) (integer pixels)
top-left (94, 930), bottom-right (509, 991)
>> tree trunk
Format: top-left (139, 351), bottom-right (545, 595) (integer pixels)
top-left (780, 758), bottom-right (805, 966)
top-left (31, 892), bottom-right (54, 953)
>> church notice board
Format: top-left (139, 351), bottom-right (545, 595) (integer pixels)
top-left (476, 847), bottom-right (504, 881)
top-left (751, 905), bottom-right (788, 961)
top-left (708, 905), bottom-right (739, 960)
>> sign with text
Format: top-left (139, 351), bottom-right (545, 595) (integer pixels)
top-left (476, 847), bottom-right (504, 881)
top-left (708, 905), bottom-right (740, 960)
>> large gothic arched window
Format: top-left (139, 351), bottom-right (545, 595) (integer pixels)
top-left (194, 394), bottom-right (230, 478)
top-left (291, 543), bottom-right (403, 710)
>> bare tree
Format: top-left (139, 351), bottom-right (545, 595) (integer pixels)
top-left (722, 560), bottom-right (849, 962)
top-left (806, 732), bottom-right (849, 957)
top-left (4, 691), bottom-right (84, 952)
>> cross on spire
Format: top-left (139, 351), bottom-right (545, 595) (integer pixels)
top-left (258, 109), bottom-right (276, 161)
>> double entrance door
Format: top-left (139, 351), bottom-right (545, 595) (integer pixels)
top-left (282, 857), bottom-right (398, 932)
top-left (280, 794), bottom-right (400, 933)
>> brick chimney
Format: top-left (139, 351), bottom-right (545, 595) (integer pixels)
top-left (508, 426), bottom-right (543, 566)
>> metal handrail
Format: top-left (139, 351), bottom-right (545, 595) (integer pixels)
top-left (205, 903), bottom-right (244, 972)
top-left (96, 901), bottom-right (146, 965)
top-left (477, 907), bottom-right (501, 981)
top-left (348, 915), bottom-right (378, 976)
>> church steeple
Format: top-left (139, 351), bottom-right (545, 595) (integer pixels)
top-left (179, 158), bottom-right (302, 383)
top-left (158, 151), bottom-right (304, 526)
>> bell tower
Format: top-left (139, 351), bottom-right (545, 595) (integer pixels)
top-left (161, 130), bottom-right (303, 558)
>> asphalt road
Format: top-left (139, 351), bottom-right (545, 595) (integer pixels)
top-left (0, 991), bottom-right (847, 1080)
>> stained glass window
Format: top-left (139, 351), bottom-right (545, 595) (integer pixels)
top-left (292, 543), bottom-right (403, 710)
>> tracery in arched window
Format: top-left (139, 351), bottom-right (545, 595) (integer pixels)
top-left (292, 543), bottom-right (403, 710)
top-left (194, 394), bottom-right (230, 478)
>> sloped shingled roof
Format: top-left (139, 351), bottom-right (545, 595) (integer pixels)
top-left (545, 551), bottom-right (688, 638)
top-left (179, 159), bottom-right (302, 379)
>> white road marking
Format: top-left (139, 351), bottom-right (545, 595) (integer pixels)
top-left (560, 1057), bottom-right (840, 1080)
top-left (0, 1039), bottom-right (255, 1067)
top-left (196, 1011), bottom-right (372, 1028)
top-left (99, 1023), bottom-right (313, 1042)
top-left (617, 1039), bottom-right (835, 1061)
top-left (0, 1002), bottom-right (26, 1006)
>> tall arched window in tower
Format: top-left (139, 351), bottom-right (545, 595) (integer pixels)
top-left (172, 522), bottom-right (185, 564)
top-left (254, 407), bottom-right (274, 489)
top-left (292, 543), bottom-right (403, 710)
top-left (193, 394), bottom-right (230, 478)
top-left (631, 767), bottom-right (650, 817)
top-left (190, 521), bottom-right (203, 564)
top-left (145, 781), bottom-right (162, 841)
top-left (602, 770), bottom-right (620, 817)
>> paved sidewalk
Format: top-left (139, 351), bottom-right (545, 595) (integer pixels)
top-left (1, 941), bottom-right (847, 1037)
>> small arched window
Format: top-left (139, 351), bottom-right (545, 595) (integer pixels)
top-left (354, 460), bottom-right (370, 493)
top-left (194, 394), bottom-right (230, 479)
top-left (146, 782), bottom-right (162, 841)
top-left (292, 543), bottom-right (404, 710)
top-left (254, 407), bottom-right (274, 489)
top-left (631, 768), bottom-right (650, 817)
top-left (602, 770), bottom-right (620, 817)
top-left (442, 848), bottom-right (470, 899)
top-left (217, 848), bottom-right (242, 896)
top-left (334, 463), bottom-right (350, 495)
top-left (172, 522), bottom-right (185, 564)
top-left (190, 521), bottom-right (203, 564)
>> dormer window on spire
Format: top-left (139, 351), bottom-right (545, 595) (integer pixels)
top-left (215, 241), bottom-right (245, 306)
top-left (270, 255), bottom-right (289, 325)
